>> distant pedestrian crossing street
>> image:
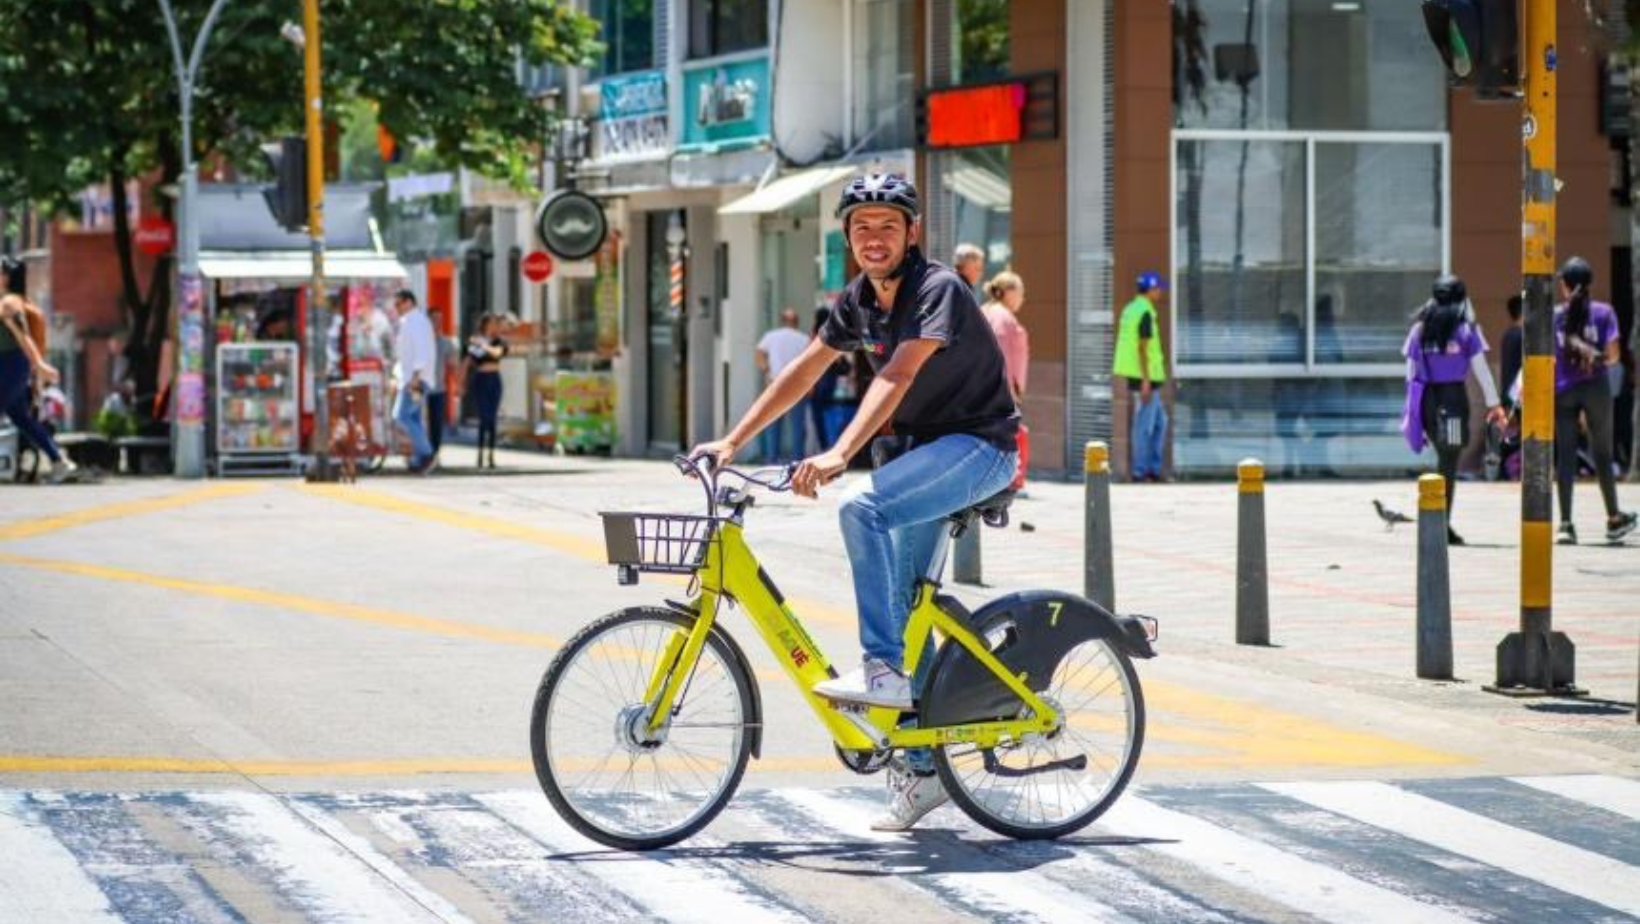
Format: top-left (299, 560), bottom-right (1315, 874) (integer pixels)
top-left (1, 775), bottom-right (1636, 924)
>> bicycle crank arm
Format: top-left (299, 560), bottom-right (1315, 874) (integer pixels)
top-left (981, 750), bottom-right (1088, 778)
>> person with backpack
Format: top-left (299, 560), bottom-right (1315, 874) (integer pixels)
top-left (1551, 257), bottom-right (1637, 544)
top-left (1401, 274), bottom-right (1505, 545)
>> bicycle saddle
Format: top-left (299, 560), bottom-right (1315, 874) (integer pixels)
top-left (950, 488), bottom-right (1015, 529)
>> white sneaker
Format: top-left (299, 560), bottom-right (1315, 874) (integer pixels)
top-left (46, 459), bottom-right (76, 484)
top-left (813, 658), bottom-right (912, 709)
top-left (871, 761), bottom-right (949, 832)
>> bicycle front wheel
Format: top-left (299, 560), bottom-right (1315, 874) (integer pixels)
top-left (931, 629), bottom-right (1145, 840)
top-left (530, 606), bottom-right (755, 850)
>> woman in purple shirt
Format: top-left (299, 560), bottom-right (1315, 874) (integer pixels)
top-left (1404, 274), bottom-right (1505, 545)
top-left (1552, 257), bottom-right (1636, 545)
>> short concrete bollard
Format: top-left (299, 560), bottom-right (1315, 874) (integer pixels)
top-left (1084, 440), bottom-right (1116, 611)
top-left (1416, 474), bottom-right (1454, 680)
top-left (1236, 458), bottom-right (1270, 646)
top-left (954, 519), bottom-right (983, 585)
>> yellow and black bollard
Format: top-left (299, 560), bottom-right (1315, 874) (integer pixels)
top-left (1236, 459), bottom-right (1269, 646)
top-left (1417, 474), bottom-right (1454, 680)
top-left (1084, 441), bottom-right (1116, 611)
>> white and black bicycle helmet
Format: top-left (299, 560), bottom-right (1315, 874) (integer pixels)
top-left (836, 173), bottom-right (921, 227)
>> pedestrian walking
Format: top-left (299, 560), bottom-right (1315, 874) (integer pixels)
top-left (807, 308), bottom-right (851, 449)
top-left (425, 308), bottom-right (458, 458)
top-left (755, 308), bottom-right (811, 462)
top-left (465, 314), bottom-right (508, 469)
top-left (1550, 257), bottom-right (1637, 544)
top-left (952, 243), bottom-right (985, 301)
top-left (0, 293), bottom-right (74, 483)
top-left (1114, 271), bottom-right (1168, 482)
top-left (391, 289), bottom-right (438, 474)
top-left (1400, 274), bottom-right (1506, 545)
top-left (981, 271), bottom-right (1030, 490)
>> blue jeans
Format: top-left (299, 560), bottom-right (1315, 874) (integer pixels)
top-left (395, 385), bottom-right (432, 467)
top-left (760, 400), bottom-right (808, 463)
top-left (1132, 390), bottom-right (1168, 479)
top-left (1, 351), bottom-right (60, 464)
top-left (838, 433), bottom-right (1016, 771)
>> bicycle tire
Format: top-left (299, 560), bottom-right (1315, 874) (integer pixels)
top-left (530, 606), bottom-right (756, 850)
top-left (928, 611), bottom-right (1146, 840)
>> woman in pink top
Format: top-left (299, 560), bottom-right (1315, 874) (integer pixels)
top-left (981, 272), bottom-right (1029, 488)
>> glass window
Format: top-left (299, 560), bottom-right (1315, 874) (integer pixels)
top-left (1172, 377), bottom-right (1412, 476)
top-left (938, 146), bottom-right (1012, 276)
top-left (1173, 0), bottom-right (1445, 131)
top-left (954, 0), bottom-right (1009, 85)
top-left (1313, 143), bottom-right (1442, 364)
top-left (589, 0), bottom-right (655, 78)
top-left (689, 0), bottom-right (769, 60)
top-left (1174, 139), bottom-right (1307, 365)
top-left (852, 0), bottom-right (915, 151)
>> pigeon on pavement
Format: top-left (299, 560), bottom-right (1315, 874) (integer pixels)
top-left (1373, 499), bottom-right (1414, 531)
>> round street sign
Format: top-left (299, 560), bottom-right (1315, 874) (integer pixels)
top-left (535, 190), bottom-right (608, 261)
top-left (522, 250), bottom-right (555, 283)
top-left (134, 216), bottom-right (176, 256)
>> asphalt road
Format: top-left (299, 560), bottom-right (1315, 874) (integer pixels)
top-left (1, 457), bottom-right (1636, 922)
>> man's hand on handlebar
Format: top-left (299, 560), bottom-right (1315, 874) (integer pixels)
top-left (685, 438), bottom-right (739, 476)
top-left (791, 449), bottom-right (848, 499)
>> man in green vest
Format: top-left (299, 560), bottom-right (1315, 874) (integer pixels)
top-left (1114, 271), bottom-right (1168, 481)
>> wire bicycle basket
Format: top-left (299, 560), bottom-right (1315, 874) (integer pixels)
top-left (599, 512), bottom-right (719, 585)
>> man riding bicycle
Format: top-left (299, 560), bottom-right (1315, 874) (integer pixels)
top-left (690, 173), bottom-right (1020, 830)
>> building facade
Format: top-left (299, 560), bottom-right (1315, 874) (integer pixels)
top-left (541, 0), bottom-right (1628, 477)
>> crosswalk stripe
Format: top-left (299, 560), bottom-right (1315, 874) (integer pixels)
top-left (0, 794), bottom-right (122, 924)
top-left (182, 792), bottom-right (447, 923)
top-left (1265, 780), bottom-right (1640, 918)
top-left (1510, 773), bottom-right (1640, 822)
top-left (284, 797), bottom-right (478, 924)
top-left (1098, 794), bottom-right (1481, 924)
top-left (319, 791), bottom-right (646, 924)
top-left (476, 791), bottom-right (813, 924)
top-left (1400, 776), bottom-right (1640, 866)
top-left (772, 788), bottom-right (1125, 924)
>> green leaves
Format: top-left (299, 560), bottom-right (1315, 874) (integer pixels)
top-left (0, 0), bottom-right (600, 211)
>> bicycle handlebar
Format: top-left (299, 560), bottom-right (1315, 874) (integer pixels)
top-left (674, 454), bottom-right (795, 517)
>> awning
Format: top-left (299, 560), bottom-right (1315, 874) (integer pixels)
top-left (717, 165), bottom-right (856, 215)
top-left (197, 250), bottom-right (409, 281)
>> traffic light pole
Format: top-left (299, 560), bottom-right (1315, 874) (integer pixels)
top-left (1490, 0), bottom-right (1581, 694)
top-left (302, 0), bottom-right (332, 482)
top-left (158, 0), bottom-right (231, 478)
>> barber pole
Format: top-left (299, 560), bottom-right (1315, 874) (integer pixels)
top-left (669, 257), bottom-right (685, 316)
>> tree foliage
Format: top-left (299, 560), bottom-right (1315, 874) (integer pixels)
top-left (0, 0), bottom-right (598, 402)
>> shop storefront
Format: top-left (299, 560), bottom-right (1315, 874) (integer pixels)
top-left (194, 184), bottom-right (407, 475)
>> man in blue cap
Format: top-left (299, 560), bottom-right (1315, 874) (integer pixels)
top-left (1114, 271), bottom-right (1168, 481)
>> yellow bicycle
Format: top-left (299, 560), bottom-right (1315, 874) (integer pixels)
top-left (530, 456), bottom-right (1157, 850)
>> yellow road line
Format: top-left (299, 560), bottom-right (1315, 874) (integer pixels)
top-left (0, 553), bottom-right (561, 650)
top-left (295, 484), bottom-right (606, 561)
top-left (1145, 680), bottom-right (1469, 768)
top-left (0, 483), bottom-right (269, 543)
top-left (296, 483), bottom-right (853, 627)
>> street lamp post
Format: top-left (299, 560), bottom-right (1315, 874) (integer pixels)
top-left (158, 0), bottom-right (232, 478)
top-left (300, 0), bottom-right (331, 482)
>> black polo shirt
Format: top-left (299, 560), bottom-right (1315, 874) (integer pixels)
top-left (819, 248), bottom-right (1019, 451)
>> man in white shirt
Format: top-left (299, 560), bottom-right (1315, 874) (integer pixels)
top-left (755, 307), bottom-right (812, 462)
top-left (392, 289), bottom-right (438, 473)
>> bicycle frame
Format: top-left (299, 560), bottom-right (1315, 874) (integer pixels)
top-left (640, 517), bottom-right (1061, 753)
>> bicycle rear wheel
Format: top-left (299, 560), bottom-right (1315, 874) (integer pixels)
top-left (930, 615), bottom-right (1145, 840)
top-left (530, 606), bottom-right (755, 850)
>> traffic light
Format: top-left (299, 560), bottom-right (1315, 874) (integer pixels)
top-left (1421, 0), bottom-right (1519, 99)
top-left (261, 136), bottom-right (309, 231)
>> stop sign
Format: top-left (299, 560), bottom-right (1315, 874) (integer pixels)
top-left (522, 250), bottom-right (555, 282)
top-left (134, 216), bottom-right (176, 256)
